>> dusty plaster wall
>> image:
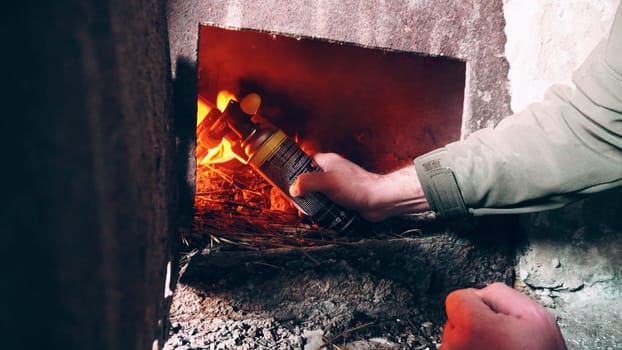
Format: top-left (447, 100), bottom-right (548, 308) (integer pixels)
top-left (504, 0), bottom-right (618, 112)
top-left (503, 1), bottom-right (622, 349)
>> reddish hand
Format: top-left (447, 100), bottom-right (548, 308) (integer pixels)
top-left (440, 282), bottom-right (567, 350)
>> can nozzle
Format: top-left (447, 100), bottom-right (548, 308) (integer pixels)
top-left (197, 96), bottom-right (229, 149)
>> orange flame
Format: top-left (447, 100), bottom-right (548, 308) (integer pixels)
top-left (196, 96), bottom-right (213, 126)
top-left (197, 91), bottom-right (308, 165)
top-left (216, 90), bottom-right (237, 112)
top-left (200, 138), bottom-right (236, 165)
top-left (299, 140), bottom-right (316, 155)
top-left (197, 90), bottom-right (239, 165)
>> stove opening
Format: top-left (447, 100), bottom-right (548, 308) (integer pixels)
top-left (188, 24), bottom-right (466, 249)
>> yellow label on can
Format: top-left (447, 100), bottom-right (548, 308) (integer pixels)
top-left (248, 129), bottom-right (288, 168)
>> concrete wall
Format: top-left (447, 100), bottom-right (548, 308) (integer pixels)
top-left (3, 1), bottom-right (177, 349)
top-left (504, 0), bottom-right (618, 112)
top-left (167, 0), bottom-right (512, 140)
top-left (503, 1), bottom-right (622, 348)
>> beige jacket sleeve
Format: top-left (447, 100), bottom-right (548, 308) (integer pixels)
top-left (414, 3), bottom-right (622, 217)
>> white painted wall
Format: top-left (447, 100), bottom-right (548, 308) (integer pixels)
top-left (503, 2), bottom-right (622, 349)
top-left (503, 0), bottom-right (619, 113)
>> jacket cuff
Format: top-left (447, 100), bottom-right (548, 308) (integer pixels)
top-left (414, 149), bottom-right (469, 218)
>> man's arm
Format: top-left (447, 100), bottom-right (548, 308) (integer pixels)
top-left (416, 3), bottom-right (622, 217)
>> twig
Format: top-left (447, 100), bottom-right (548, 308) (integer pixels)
top-left (204, 163), bottom-right (234, 184)
top-left (249, 261), bottom-right (284, 270)
top-left (320, 322), bottom-right (376, 349)
top-left (302, 251), bottom-right (321, 266)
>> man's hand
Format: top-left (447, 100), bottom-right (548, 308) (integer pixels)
top-left (440, 282), bottom-right (567, 350)
top-left (288, 152), bottom-right (429, 221)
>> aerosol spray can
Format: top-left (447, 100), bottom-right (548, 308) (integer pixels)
top-left (198, 98), bottom-right (357, 234)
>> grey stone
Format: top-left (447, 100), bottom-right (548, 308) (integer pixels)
top-left (302, 329), bottom-right (325, 350)
top-left (552, 258), bottom-right (561, 268)
top-left (246, 325), bottom-right (258, 338)
top-left (262, 328), bottom-right (274, 341)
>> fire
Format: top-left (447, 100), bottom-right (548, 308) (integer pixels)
top-left (197, 91), bottom-right (239, 164)
top-left (196, 95), bottom-right (213, 126)
top-left (216, 90), bottom-right (237, 112)
top-left (299, 141), bottom-right (316, 155)
top-left (199, 138), bottom-right (236, 165)
top-left (196, 90), bottom-right (310, 164)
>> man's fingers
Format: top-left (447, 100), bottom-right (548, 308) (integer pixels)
top-left (311, 152), bottom-right (346, 171)
top-left (442, 288), bottom-right (498, 350)
top-left (289, 153), bottom-right (346, 197)
top-left (474, 282), bottom-right (565, 350)
top-left (289, 172), bottom-right (332, 197)
top-left (439, 321), bottom-right (457, 350)
top-left (442, 284), bottom-right (567, 350)
top-left (445, 288), bottom-right (496, 327)
top-left (474, 282), bottom-right (539, 318)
